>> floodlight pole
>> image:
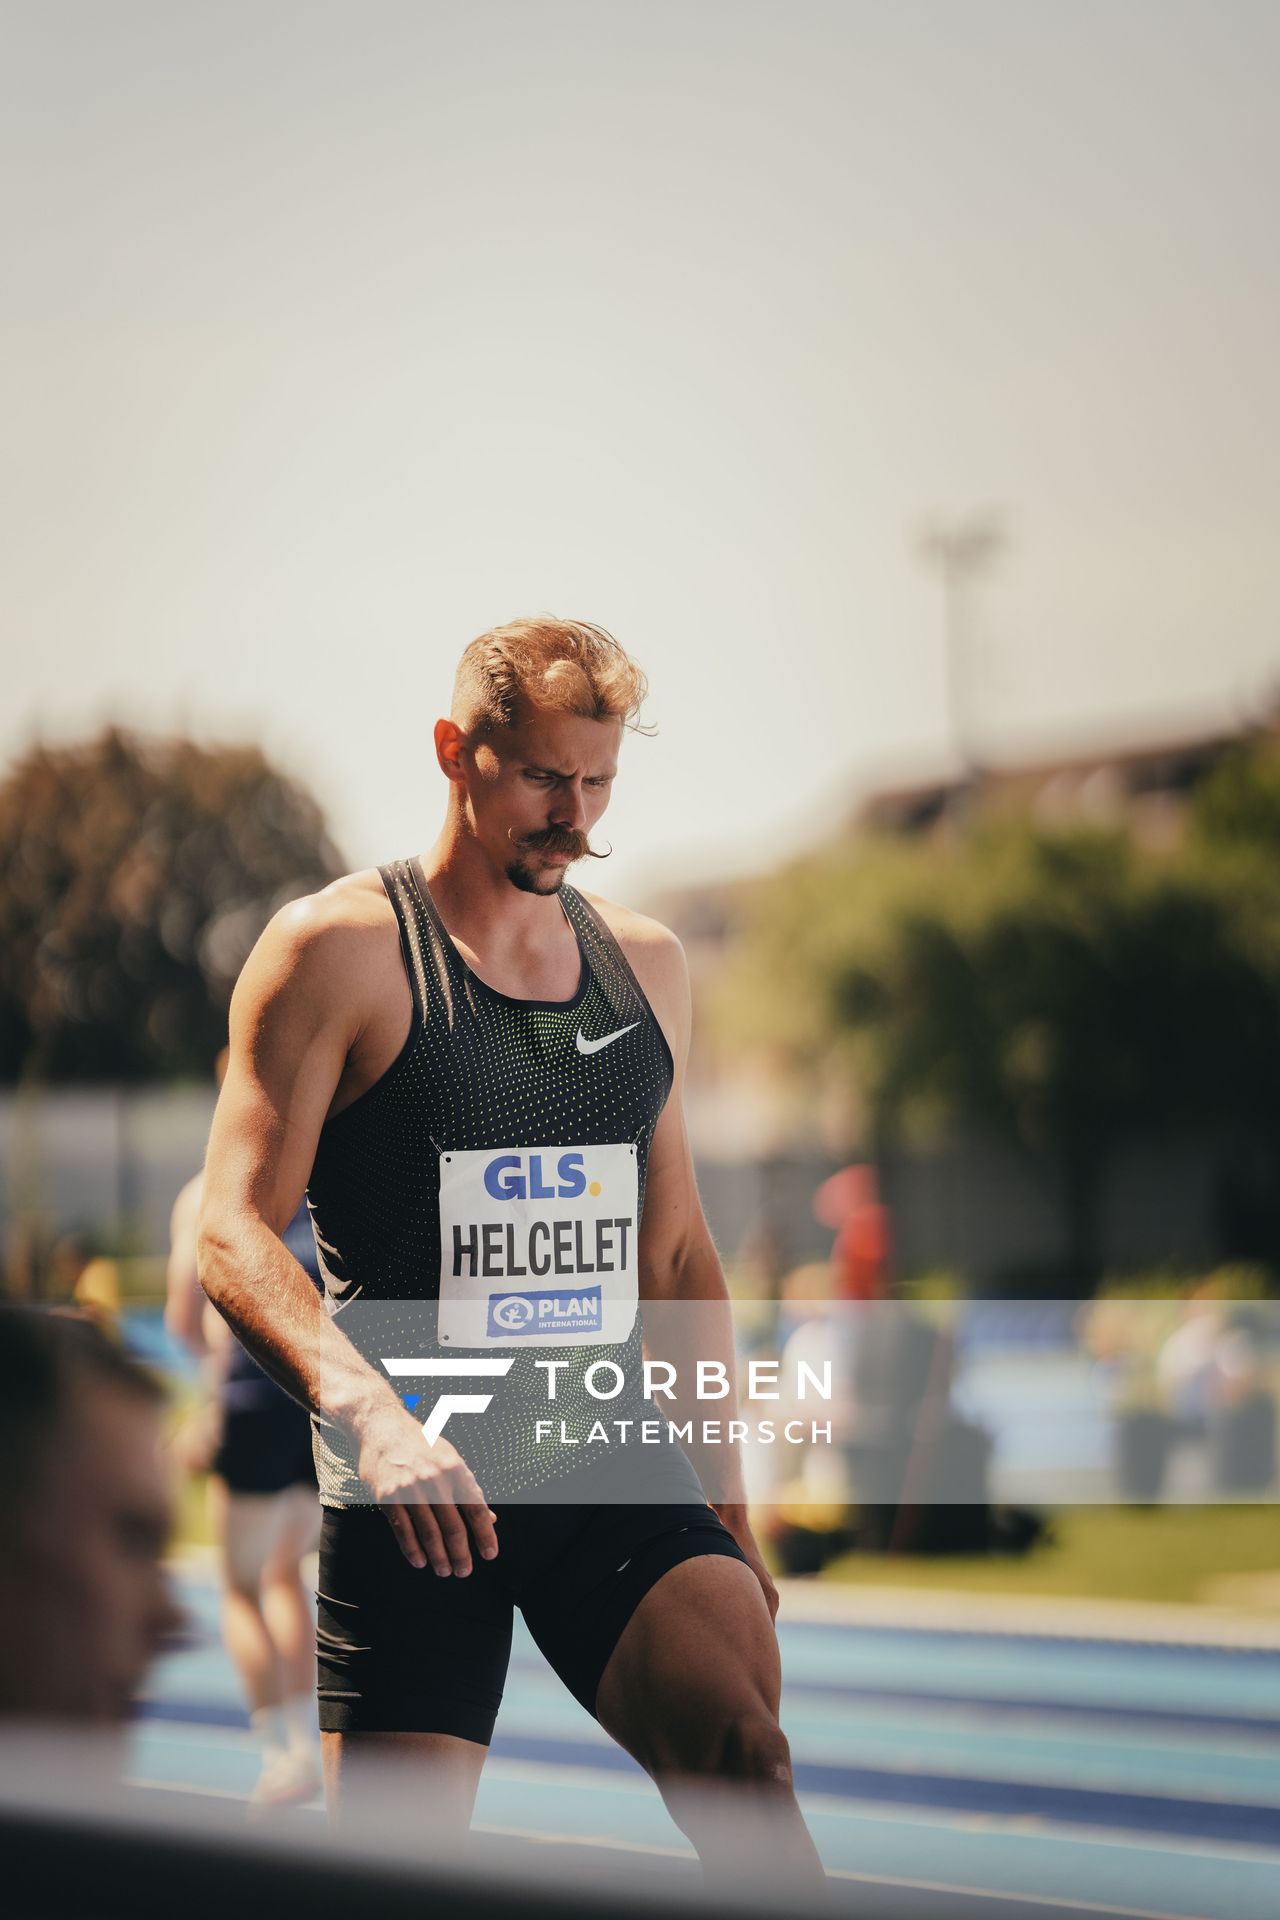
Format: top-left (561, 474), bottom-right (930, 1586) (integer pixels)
top-left (916, 512), bottom-right (1005, 786)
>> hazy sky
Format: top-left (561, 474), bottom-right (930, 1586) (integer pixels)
top-left (3, 0), bottom-right (1277, 903)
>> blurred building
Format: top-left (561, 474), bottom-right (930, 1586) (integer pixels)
top-left (850, 707), bottom-right (1280, 848)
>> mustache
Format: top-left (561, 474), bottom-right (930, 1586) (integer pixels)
top-left (510, 826), bottom-right (610, 862)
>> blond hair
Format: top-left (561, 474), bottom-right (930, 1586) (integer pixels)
top-left (452, 617), bottom-right (648, 738)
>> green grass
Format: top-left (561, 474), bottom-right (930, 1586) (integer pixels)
top-left (820, 1506), bottom-right (1280, 1607)
top-left (169, 1475), bottom-right (1277, 1613)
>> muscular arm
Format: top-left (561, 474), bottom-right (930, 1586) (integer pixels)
top-left (197, 891), bottom-right (497, 1577)
top-left (197, 900), bottom-right (376, 1417)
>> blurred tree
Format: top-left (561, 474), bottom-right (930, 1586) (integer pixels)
top-left (0, 729), bottom-right (345, 1083)
top-left (717, 818), bottom-right (1280, 1287)
top-left (1191, 741), bottom-right (1280, 852)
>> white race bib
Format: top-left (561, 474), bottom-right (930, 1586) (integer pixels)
top-left (437, 1142), bottom-right (639, 1348)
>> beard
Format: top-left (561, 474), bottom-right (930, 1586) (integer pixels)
top-left (505, 856), bottom-right (569, 896)
top-left (504, 824), bottom-right (606, 895)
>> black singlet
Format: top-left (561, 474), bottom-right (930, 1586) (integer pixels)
top-left (306, 858), bottom-right (675, 1505)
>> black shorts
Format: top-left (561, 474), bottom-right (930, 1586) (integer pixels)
top-left (212, 1398), bottom-right (317, 1496)
top-left (316, 1494), bottom-right (749, 1742)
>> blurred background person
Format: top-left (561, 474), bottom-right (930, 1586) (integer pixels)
top-left (167, 1051), bottom-right (323, 1811)
top-left (1157, 1286), bottom-right (1278, 1494)
top-left (0, 1306), bottom-right (181, 1728)
top-left (1157, 1289), bottom-right (1228, 1438)
top-left (813, 1164), bottom-right (892, 1303)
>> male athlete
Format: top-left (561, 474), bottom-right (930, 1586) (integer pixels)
top-left (197, 618), bottom-right (823, 1883)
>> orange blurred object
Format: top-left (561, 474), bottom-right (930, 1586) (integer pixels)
top-left (813, 1164), bottom-right (892, 1300)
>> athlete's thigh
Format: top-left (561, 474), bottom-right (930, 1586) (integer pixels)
top-left (594, 1553), bottom-right (781, 1767)
top-left (210, 1479), bottom-right (289, 1593)
top-left (268, 1481), bottom-right (322, 1567)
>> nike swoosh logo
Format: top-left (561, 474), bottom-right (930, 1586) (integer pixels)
top-left (576, 1021), bottom-right (640, 1055)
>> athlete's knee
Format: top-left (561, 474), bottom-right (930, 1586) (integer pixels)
top-left (222, 1567), bottom-right (265, 1606)
top-left (653, 1706), bottom-right (792, 1789)
top-left (260, 1551), bottom-right (305, 1592)
top-left (718, 1709), bottom-right (793, 1790)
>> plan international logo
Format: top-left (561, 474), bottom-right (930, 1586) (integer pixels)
top-left (486, 1290), bottom-right (602, 1336)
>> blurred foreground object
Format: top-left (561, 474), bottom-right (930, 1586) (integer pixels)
top-left (0, 728), bottom-right (344, 1082)
top-left (0, 1306), bottom-right (181, 1725)
top-left (0, 1734), bottom-right (843, 1920)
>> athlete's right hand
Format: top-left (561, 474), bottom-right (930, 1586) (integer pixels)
top-left (355, 1404), bottom-right (499, 1577)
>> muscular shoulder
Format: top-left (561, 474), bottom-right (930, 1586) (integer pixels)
top-left (234, 869), bottom-right (397, 1016)
top-left (578, 890), bottom-right (690, 1050)
top-left (580, 889), bottom-right (685, 973)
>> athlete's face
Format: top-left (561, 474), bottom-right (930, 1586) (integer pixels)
top-left (0, 1388), bottom-right (181, 1723)
top-left (458, 706), bottom-right (621, 896)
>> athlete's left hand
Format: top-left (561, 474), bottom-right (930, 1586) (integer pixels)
top-left (714, 1506), bottom-right (780, 1623)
